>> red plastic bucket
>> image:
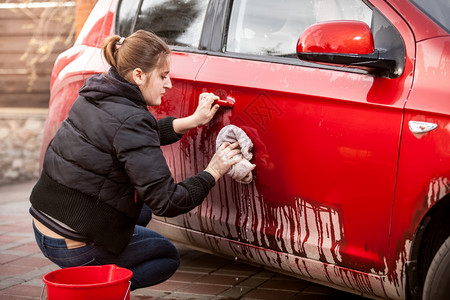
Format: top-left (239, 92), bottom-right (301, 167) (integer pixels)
top-left (42, 264), bottom-right (132, 300)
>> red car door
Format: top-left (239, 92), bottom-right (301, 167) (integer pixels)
top-left (164, 0), bottom-right (415, 278)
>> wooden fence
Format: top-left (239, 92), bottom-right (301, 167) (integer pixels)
top-left (0, 1), bottom-right (76, 108)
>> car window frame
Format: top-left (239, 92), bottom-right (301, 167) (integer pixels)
top-left (115, 0), bottom-right (142, 37)
top-left (115, 0), bottom-right (404, 78)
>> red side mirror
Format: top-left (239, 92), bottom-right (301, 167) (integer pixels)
top-left (297, 20), bottom-right (374, 55)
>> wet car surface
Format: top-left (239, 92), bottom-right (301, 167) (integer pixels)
top-left (44, 0), bottom-right (450, 299)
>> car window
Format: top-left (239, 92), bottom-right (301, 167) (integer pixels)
top-left (116, 0), bottom-right (208, 48)
top-left (135, 0), bottom-right (208, 48)
top-left (410, 0), bottom-right (450, 33)
top-left (226, 0), bottom-right (372, 57)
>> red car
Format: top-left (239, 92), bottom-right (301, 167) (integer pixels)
top-left (43, 0), bottom-right (449, 299)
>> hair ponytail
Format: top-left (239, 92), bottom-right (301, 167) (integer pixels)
top-left (102, 35), bottom-right (123, 70)
top-left (101, 30), bottom-right (171, 80)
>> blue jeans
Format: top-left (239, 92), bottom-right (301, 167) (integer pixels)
top-left (33, 205), bottom-right (180, 291)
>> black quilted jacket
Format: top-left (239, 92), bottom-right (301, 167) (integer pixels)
top-left (30, 67), bottom-right (215, 254)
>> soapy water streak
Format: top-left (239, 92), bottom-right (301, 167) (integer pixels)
top-left (184, 179), bottom-right (345, 265)
top-left (427, 176), bottom-right (449, 207)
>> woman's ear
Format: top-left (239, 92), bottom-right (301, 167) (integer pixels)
top-left (132, 68), bottom-right (145, 85)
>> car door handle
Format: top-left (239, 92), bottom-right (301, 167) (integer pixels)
top-left (214, 96), bottom-right (235, 108)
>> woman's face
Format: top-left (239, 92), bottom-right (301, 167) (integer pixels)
top-left (137, 57), bottom-right (172, 106)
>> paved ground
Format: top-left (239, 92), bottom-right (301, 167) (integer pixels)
top-left (0, 181), bottom-right (370, 300)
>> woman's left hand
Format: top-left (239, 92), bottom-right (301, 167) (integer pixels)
top-left (192, 92), bottom-right (220, 126)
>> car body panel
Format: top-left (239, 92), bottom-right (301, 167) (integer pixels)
top-left (388, 35), bottom-right (450, 296)
top-left (41, 0), bottom-right (449, 298)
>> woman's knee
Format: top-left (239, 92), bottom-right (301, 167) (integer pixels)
top-left (166, 240), bottom-right (180, 260)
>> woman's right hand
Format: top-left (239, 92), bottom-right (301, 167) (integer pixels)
top-left (205, 142), bottom-right (242, 181)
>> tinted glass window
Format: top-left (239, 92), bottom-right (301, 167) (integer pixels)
top-left (226, 0), bottom-right (372, 57)
top-left (135, 0), bottom-right (208, 48)
top-left (410, 0), bottom-right (450, 32)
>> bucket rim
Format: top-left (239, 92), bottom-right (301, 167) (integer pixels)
top-left (43, 264), bottom-right (132, 289)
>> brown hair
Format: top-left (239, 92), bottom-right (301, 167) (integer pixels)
top-left (102, 30), bottom-right (171, 79)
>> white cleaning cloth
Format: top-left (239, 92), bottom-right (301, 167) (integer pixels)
top-left (216, 125), bottom-right (256, 184)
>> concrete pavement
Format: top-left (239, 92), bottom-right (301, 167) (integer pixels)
top-left (0, 180), bottom-right (369, 299)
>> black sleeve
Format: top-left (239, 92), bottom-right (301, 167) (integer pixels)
top-left (179, 171), bottom-right (216, 204)
top-left (157, 117), bottom-right (183, 145)
top-left (114, 113), bottom-right (214, 217)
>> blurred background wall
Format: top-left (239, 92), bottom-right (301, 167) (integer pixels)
top-left (0, 0), bottom-right (96, 185)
